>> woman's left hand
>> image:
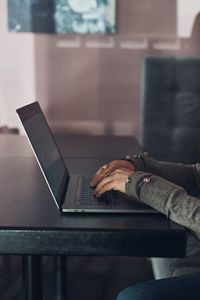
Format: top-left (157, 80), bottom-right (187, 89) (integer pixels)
top-left (93, 168), bottom-right (133, 197)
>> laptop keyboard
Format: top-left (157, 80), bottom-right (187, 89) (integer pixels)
top-left (76, 176), bottom-right (121, 206)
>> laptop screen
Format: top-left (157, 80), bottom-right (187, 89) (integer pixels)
top-left (16, 102), bottom-right (69, 209)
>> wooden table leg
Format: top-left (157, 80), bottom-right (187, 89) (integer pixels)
top-left (22, 255), bottom-right (43, 300)
top-left (54, 255), bottom-right (67, 300)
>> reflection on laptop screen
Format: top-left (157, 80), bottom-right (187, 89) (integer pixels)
top-left (17, 102), bottom-right (69, 205)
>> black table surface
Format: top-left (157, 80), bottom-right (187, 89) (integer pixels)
top-left (0, 135), bottom-right (187, 258)
top-left (0, 134), bottom-right (141, 158)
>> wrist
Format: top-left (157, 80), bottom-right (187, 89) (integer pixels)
top-left (125, 171), bottom-right (153, 199)
top-left (125, 160), bottom-right (135, 171)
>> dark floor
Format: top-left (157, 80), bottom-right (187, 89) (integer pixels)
top-left (0, 256), bottom-right (154, 300)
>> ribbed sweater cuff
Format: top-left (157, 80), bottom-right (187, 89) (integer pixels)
top-left (125, 171), bottom-right (153, 199)
top-left (124, 154), bottom-right (145, 171)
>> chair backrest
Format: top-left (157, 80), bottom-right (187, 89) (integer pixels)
top-left (140, 56), bottom-right (200, 164)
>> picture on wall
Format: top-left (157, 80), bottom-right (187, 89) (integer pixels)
top-left (8, 0), bottom-right (116, 34)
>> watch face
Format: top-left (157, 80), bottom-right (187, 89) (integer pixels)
top-left (68, 0), bottom-right (97, 13)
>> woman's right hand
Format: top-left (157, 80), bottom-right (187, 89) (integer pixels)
top-left (90, 160), bottom-right (135, 187)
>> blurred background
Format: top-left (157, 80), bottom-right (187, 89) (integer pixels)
top-left (1, 1), bottom-right (200, 299)
top-left (1, 0), bottom-right (200, 137)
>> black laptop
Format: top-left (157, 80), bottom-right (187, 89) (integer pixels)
top-left (16, 101), bottom-right (157, 214)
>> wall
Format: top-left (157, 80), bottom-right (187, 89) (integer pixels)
top-left (0, 0), bottom-right (36, 129)
top-left (1, 0), bottom-right (200, 136)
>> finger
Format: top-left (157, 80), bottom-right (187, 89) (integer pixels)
top-left (90, 160), bottom-right (133, 187)
top-left (95, 176), bottom-right (128, 197)
top-left (90, 161), bottom-right (118, 187)
top-left (95, 181), bottom-right (115, 198)
top-left (93, 176), bottom-right (113, 196)
top-left (90, 164), bottom-right (109, 187)
top-left (94, 169), bottom-right (131, 195)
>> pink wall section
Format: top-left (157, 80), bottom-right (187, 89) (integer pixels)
top-left (0, 1), bottom-right (36, 130)
top-left (33, 0), bottom-right (176, 137)
top-left (1, 0), bottom-right (200, 137)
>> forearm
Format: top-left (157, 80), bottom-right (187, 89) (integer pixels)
top-left (126, 153), bottom-right (200, 196)
top-left (126, 171), bottom-right (200, 233)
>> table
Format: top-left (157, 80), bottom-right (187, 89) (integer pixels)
top-left (0, 135), bottom-right (187, 300)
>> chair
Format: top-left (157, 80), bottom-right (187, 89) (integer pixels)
top-left (140, 56), bottom-right (200, 164)
top-left (140, 55), bottom-right (200, 279)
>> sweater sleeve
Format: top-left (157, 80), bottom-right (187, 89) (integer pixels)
top-left (125, 153), bottom-right (200, 197)
top-left (125, 171), bottom-right (200, 235)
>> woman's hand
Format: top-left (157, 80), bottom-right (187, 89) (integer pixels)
top-left (93, 168), bottom-right (134, 197)
top-left (90, 160), bottom-right (135, 188)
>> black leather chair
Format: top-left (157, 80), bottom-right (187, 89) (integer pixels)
top-left (140, 56), bottom-right (200, 164)
top-left (140, 56), bottom-right (200, 279)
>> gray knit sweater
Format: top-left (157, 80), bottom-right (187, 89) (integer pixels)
top-left (125, 153), bottom-right (200, 238)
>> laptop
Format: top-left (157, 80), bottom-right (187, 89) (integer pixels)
top-left (16, 101), bottom-right (157, 214)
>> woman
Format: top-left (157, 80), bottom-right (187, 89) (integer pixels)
top-left (90, 153), bottom-right (200, 300)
